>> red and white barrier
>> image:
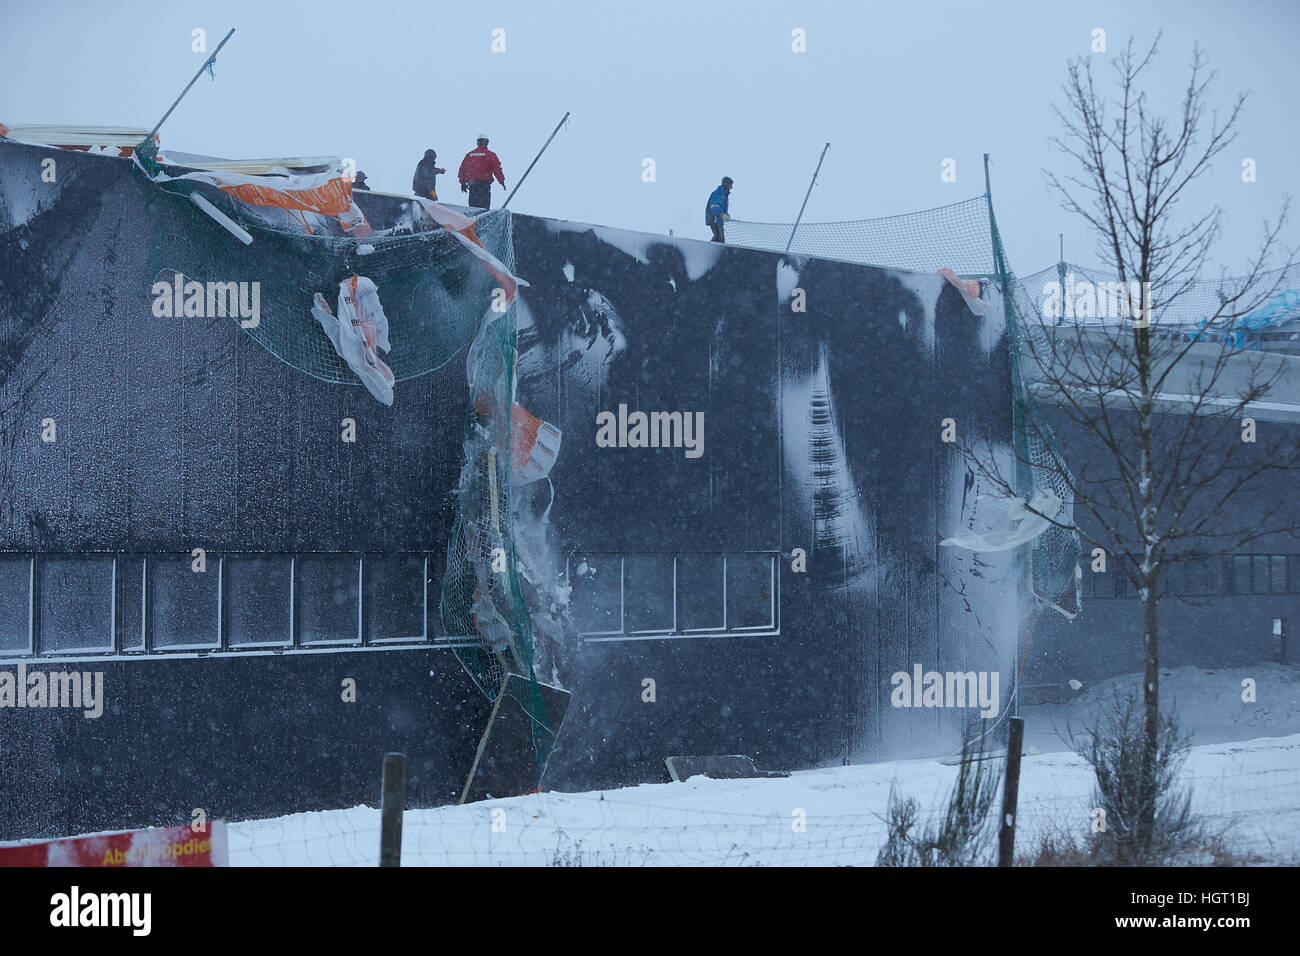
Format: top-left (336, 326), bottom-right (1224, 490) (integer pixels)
top-left (0, 821), bottom-right (228, 867)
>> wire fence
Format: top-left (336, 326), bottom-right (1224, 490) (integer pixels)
top-left (730, 198), bottom-right (1299, 348)
top-left (728, 196), bottom-right (998, 276)
top-left (224, 752), bottom-right (1300, 866)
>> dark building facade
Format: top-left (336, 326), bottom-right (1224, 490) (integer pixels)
top-left (11, 139), bottom-right (1286, 840)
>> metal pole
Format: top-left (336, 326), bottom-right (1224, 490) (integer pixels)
top-left (502, 111), bottom-right (569, 210)
top-left (1057, 234), bottom-right (1068, 326)
top-left (460, 670), bottom-right (511, 804)
top-left (983, 154), bottom-right (995, 223)
top-left (149, 28), bottom-right (236, 139)
top-left (997, 716), bottom-right (1025, 866)
top-left (983, 152), bottom-right (998, 271)
top-left (785, 142), bottom-right (830, 253)
top-left (379, 752), bottom-right (406, 867)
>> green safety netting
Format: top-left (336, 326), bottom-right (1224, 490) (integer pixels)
top-left (439, 300), bottom-right (556, 771)
top-left (133, 141), bottom-right (556, 776)
top-left (139, 164), bottom-right (511, 381)
top-left (989, 211), bottom-right (1082, 618)
top-left (729, 197), bottom-right (1000, 276)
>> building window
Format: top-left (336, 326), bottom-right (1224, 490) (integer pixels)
top-left (1112, 572), bottom-right (1127, 598)
top-left (149, 553), bottom-right (220, 649)
top-left (1094, 570), bottom-right (1109, 598)
top-left (1, 551), bottom-right (439, 657)
top-left (118, 556), bottom-right (145, 652)
top-left (1232, 555), bottom-right (1250, 594)
top-left (572, 552), bottom-right (778, 638)
top-left (624, 554), bottom-right (674, 633)
top-left (1224, 554), bottom-right (1297, 595)
top-left (1253, 556), bottom-right (1270, 595)
top-left (225, 555), bottom-right (292, 647)
top-left (1270, 555), bottom-right (1288, 594)
top-left (678, 553), bottom-right (725, 630)
top-left (38, 555), bottom-right (114, 653)
top-left (1159, 562), bottom-right (1182, 598)
top-left (1232, 554), bottom-right (1285, 596)
top-left (726, 553), bottom-right (776, 629)
top-left (0, 556), bottom-right (32, 654)
top-left (1205, 555), bottom-right (1226, 595)
top-left (571, 553), bottom-right (622, 635)
top-left (295, 554), bottom-right (361, 644)
top-left (363, 554), bottom-right (426, 642)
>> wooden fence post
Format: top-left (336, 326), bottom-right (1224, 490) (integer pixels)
top-left (997, 717), bottom-right (1025, 867)
top-left (380, 752), bottom-right (406, 867)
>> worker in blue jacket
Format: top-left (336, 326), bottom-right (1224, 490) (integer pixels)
top-left (705, 176), bottom-right (733, 242)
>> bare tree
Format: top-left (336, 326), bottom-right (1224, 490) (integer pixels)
top-left (964, 34), bottom-right (1296, 854)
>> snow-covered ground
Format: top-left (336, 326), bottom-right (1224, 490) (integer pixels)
top-left (1020, 663), bottom-right (1300, 754)
top-left (229, 731), bottom-right (1300, 866)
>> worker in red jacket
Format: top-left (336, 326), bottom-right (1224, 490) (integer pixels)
top-left (458, 134), bottom-right (506, 210)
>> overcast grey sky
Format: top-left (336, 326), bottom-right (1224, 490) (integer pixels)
top-left (2, 0), bottom-right (1296, 276)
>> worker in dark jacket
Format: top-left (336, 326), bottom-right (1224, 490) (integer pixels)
top-left (705, 176), bottom-right (733, 242)
top-left (458, 135), bottom-right (506, 209)
top-left (353, 171), bottom-right (371, 191)
top-left (411, 149), bottom-right (446, 200)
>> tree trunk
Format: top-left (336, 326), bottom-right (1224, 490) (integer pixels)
top-left (1136, 296), bottom-right (1158, 858)
top-left (1139, 571), bottom-right (1159, 854)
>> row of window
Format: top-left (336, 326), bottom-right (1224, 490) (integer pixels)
top-left (569, 552), bottom-right (779, 640)
top-left (0, 553), bottom-right (430, 656)
top-left (1083, 554), bottom-right (1300, 599)
top-left (1149, 329), bottom-right (1300, 344)
top-left (0, 550), bottom-right (782, 657)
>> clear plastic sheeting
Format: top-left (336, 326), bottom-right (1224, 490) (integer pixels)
top-left (310, 276), bottom-right (395, 405)
top-left (940, 491), bottom-right (1063, 552)
top-left (937, 267), bottom-right (990, 316)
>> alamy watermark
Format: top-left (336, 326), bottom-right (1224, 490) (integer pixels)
top-left (890, 664), bottom-right (999, 718)
top-left (151, 272), bottom-right (260, 328)
top-left (50, 886), bottom-right (150, 935)
top-left (595, 404), bottom-right (704, 459)
top-left (0, 664), bottom-right (104, 718)
top-left (1041, 273), bottom-right (1153, 325)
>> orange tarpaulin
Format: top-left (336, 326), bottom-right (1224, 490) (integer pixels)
top-left (218, 176), bottom-right (351, 216)
top-left (162, 164), bottom-right (372, 237)
top-left (413, 197), bottom-right (524, 303)
top-left (510, 403), bottom-right (561, 483)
